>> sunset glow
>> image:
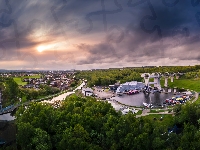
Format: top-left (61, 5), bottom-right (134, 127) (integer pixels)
top-left (37, 46), bottom-right (45, 53)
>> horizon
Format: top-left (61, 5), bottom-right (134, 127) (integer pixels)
top-left (0, 64), bottom-right (199, 72)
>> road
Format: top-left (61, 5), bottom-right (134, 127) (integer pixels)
top-left (192, 92), bottom-right (199, 103)
top-left (43, 81), bottom-right (85, 103)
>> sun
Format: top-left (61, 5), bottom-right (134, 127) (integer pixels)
top-left (37, 46), bottom-right (45, 52)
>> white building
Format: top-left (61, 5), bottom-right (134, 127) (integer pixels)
top-left (82, 87), bottom-right (93, 96)
top-left (116, 81), bottom-right (145, 94)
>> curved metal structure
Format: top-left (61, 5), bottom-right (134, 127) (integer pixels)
top-left (141, 72), bottom-right (181, 93)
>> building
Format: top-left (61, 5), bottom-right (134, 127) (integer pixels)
top-left (116, 81), bottom-right (145, 94)
top-left (82, 87), bottom-right (94, 96)
top-left (109, 82), bottom-right (120, 91)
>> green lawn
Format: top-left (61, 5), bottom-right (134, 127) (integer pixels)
top-left (13, 75), bottom-right (41, 85)
top-left (160, 78), bottom-right (200, 92)
top-left (194, 97), bottom-right (200, 105)
top-left (13, 77), bottom-right (27, 85)
top-left (149, 109), bottom-right (166, 113)
top-left (142, 114), bottom-right (174, 126)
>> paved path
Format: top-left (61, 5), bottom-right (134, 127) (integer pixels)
top-left (43, 81), bottom-right (86, 103)
top-left (192, 92), bottom-right (199, 103)
top-left (136, 109), bottom-right (173, 118)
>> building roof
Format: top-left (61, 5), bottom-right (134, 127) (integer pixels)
top-left (82, 87), bottom-right (93, 92)
top-left (116, 81), bottom-right (145, 93)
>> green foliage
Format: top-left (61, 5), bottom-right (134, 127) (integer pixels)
top-left (13, 77), bottom-right (27, 86)
top-left (76, 66), bottom-right (200, 87)
top-left (160, 78), bottom-right (200, 92)
top-left (2, 78), bottom-right (19, 106)
top-left (76, 69), bottom-right (143, 87)
top-left (18, 85), bottom-right (60, 101)
top-left (15, 89), bottom-right (200, 149)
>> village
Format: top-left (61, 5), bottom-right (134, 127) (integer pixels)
top-left (0, 70), bottom-right (76, 90)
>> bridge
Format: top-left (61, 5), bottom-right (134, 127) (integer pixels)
top-left (0, 101), bottom-right (31, 115)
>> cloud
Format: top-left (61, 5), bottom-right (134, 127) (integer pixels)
top-left (0, 0), bottom-right (200, 70)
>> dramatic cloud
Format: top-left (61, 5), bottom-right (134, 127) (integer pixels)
top-left (0, 0), bottom-right (200, 70)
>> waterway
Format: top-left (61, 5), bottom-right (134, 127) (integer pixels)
top-left (111, 92), bottom-right (175, 107)
top-left (0, 113), bottom-right (15, 121)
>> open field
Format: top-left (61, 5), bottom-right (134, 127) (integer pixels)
top-left (160, 78), bottom-right (200, 92)
top-left (142, 114), bottom-right (174, 126)
top-left (13, 78), bottom-right (27, 85)
top-left (13, 75), bottom-right (41, 85)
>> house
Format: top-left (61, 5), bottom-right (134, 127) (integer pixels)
top-left (82, 87), bottom-right (93, 96)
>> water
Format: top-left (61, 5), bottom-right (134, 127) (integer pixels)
top-left (111, 92), bottom-right (174, 107)
top-left (0, 113), bottom-right (15, 121)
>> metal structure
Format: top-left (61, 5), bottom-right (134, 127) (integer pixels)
top-left (141, 73), bottom-right (162, 89)
top-left (141, 72), bottom-right (180, 93)
top-left (164, 72), bottom-right (169, 87)
top-left (175, 72), bottom-right (180, 79)
top-left (170, 73), bottom-right (175, 82)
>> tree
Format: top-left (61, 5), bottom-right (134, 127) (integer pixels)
top-left (31, 128), bottom-right (52, 150)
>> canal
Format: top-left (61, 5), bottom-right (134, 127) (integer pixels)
top-left (111, 92), bottom-right (175, 107)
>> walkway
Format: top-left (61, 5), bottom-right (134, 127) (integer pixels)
top-left (42, 81), bottom-right (85, 103)
top-left (192, 92), bottom-right (199, 103)
top-left (136, 109), bottom-right (173, 118)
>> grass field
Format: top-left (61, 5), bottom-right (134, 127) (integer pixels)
top-left (142, 114), bottom-right (174, 126)
top-left (194, 97), bottom-right (200, 105)
top-left (13, 78), bottom-right (27, 85)
top-left (160, 78), bottom-right (200, 92)
top-left (13, 74), bottom-right (41, 85)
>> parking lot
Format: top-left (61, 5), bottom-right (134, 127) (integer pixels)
top-left (93, 87), bottom-right (115, 99)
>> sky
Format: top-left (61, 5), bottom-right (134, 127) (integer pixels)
top-left (0, 0), bottom-right (200, 70)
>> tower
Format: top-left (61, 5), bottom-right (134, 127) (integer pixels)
top-left (164, 72), bottom-right (169, 87)
top-left (141, 73), bottom-right (150, 87)
top-left (175, 72), bottom-right (180, 79)
top-left (170, 73), bottom-right (175, 82)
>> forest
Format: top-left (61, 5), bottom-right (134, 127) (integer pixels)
top-left (14, 94), bottom-right (200, 150)
top-left (75, 65), bottom-right (200, 87)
